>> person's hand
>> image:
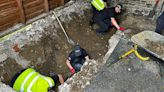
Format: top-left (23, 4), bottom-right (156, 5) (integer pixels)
top-left (70, 68), bottom-right (75, 74)
top-left (118, 27), bottom-right (126, 31)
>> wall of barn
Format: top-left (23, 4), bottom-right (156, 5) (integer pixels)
top-left (0, 0), bottom-right (70, 32)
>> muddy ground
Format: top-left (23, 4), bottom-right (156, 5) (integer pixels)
top-left (18, 9), bottom-right (116, 91)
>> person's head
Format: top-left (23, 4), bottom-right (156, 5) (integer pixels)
top-left (50, 72), bottom-right (59, 84)
top-left (115, 4), bottom-right (123, 13)
top-left (74, 45), bottom-right (82, 57)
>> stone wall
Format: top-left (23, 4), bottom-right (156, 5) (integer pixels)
top-left (111, 0), bottom-right (164, 18)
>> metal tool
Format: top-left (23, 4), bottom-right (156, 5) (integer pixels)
top-left (53, 11), bottom-right (76, 46)
top-left (107, 44), bottom-right (149, 67)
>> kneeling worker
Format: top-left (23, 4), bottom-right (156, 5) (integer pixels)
top-left (93, 4), bottom-right (126, 34)
top-left (66, 45), bottom-right (90, 74)
top-left (11, 68), bottom-right (64, 92)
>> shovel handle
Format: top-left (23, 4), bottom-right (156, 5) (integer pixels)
top-left (53, 11), bottom-right (70, 41)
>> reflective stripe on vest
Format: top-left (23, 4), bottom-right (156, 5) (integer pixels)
top-left (27, 76), bottom-right (39, 92)
top-left (41, 76), bottom-right (54, 87)
top-left (91, 0), bottom-right (105, 11)
top-left (20, 71), bottom-right (36, 92)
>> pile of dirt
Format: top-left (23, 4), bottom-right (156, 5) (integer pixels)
top-left (145, 39), bottom-right (164, 57)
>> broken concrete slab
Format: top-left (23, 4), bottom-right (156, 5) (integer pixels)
top-left (0, 82), bottom-right (16, 92)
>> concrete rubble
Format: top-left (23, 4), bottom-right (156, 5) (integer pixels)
top-left (0, 82), bottom-right (16, 92)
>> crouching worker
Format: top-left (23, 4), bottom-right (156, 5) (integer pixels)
top-left (93, 4), bottom-right (126, 34)
top-left (10, 68), bottom-right (64, 92)
top-left (66, 45), bottom-right (90, 74)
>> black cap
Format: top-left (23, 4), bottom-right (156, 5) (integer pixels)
top-left (74, 45), bottom-right (82, 57)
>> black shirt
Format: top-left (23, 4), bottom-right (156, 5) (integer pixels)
top-left (101, 7), bottom-right (116, 20)
top-left (93, 7), bottom-right (116, 21)
top-left (68, 49), bottom-right (88, 64)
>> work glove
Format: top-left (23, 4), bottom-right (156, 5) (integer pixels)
top-left (70, 68), bottom-right (75, 74)
top-left (118, 27), bottom-right (126, 31)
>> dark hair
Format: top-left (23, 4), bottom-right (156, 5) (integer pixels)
top-left (116, 4), bottom-right (123, 10)
top-left (50, 73), bottom-right (60, 84)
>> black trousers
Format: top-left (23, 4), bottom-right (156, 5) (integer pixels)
top-left (155, 12), bottom-right (164, 34)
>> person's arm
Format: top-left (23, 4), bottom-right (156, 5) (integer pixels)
top-left (111, 17), bottom-right (125, 31)
top-left (66, 59), bottom-right (75, 74)
top-left (57, 74), bottom-right (64, 84)
top-left (111, 17), bottom-right (120, 29)
top-left (66, 59), bottom-right (73, 69)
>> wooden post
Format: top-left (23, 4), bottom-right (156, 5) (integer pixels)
top-left (16, 0), bottom-right (26, 23)
top-left (61, 0), bottom-right (65, 5)
top-left (44, 0), bottom-right (49, 13)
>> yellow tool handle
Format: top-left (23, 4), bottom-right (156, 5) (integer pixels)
top-left (134, 45), bottom-right (150, 61)
top-left (120, 49), bottom-right (135, 59)
top-left (134, 49), bottom-right (150, 61)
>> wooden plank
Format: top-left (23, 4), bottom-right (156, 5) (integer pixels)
top-left (61, 0), bottom-right (64, 5)
top-left (0, 19), bottom-right (19, 32)
top-left (24, 3), bottom-right (44, 15)
top-left (44, 0), bottom-right (49, 12)
top-left (0, 1), bottom-right (15, 7)
top-left (48, 0), bottom-right (60, 9)
top-left (26, 9), bottom-right (44, 20)
top-left (0, 8), bottom-right (19, 18)
top-left (16, 0), bottom-right (26, 23)
top-left (0, 1), bottom-right (17, 10)
top-left (0, 13), bottom-right (20, 26)
top-left (23, 0), bottom-right (43, 9)
top-left (0, 0), bottom-right (15, 4)
top-left (22, 0), bottom-right (37, 5)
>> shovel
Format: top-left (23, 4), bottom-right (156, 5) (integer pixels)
top-left (148, 0), bottom-right (160, 18)
top-left (53, 11), bottom-right (77, 46)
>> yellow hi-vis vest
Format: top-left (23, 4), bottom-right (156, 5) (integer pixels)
top-left (13, 68), bottom-right (55, 92)
top-left (91, 0), bottom-right (105, 11)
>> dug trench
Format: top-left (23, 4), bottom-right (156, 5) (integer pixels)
top-left (0, 9), bottom-right (115, 91)
top-left (1, 7), bottom-right (163, 92)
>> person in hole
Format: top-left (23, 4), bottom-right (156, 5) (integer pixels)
top-left (10, 68), bottom-right (64, 92)
top-left (66, 45), bottom-right (90, 74)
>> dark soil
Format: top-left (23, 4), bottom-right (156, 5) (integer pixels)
top-left (20, 10), bottom-right (116, 91)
